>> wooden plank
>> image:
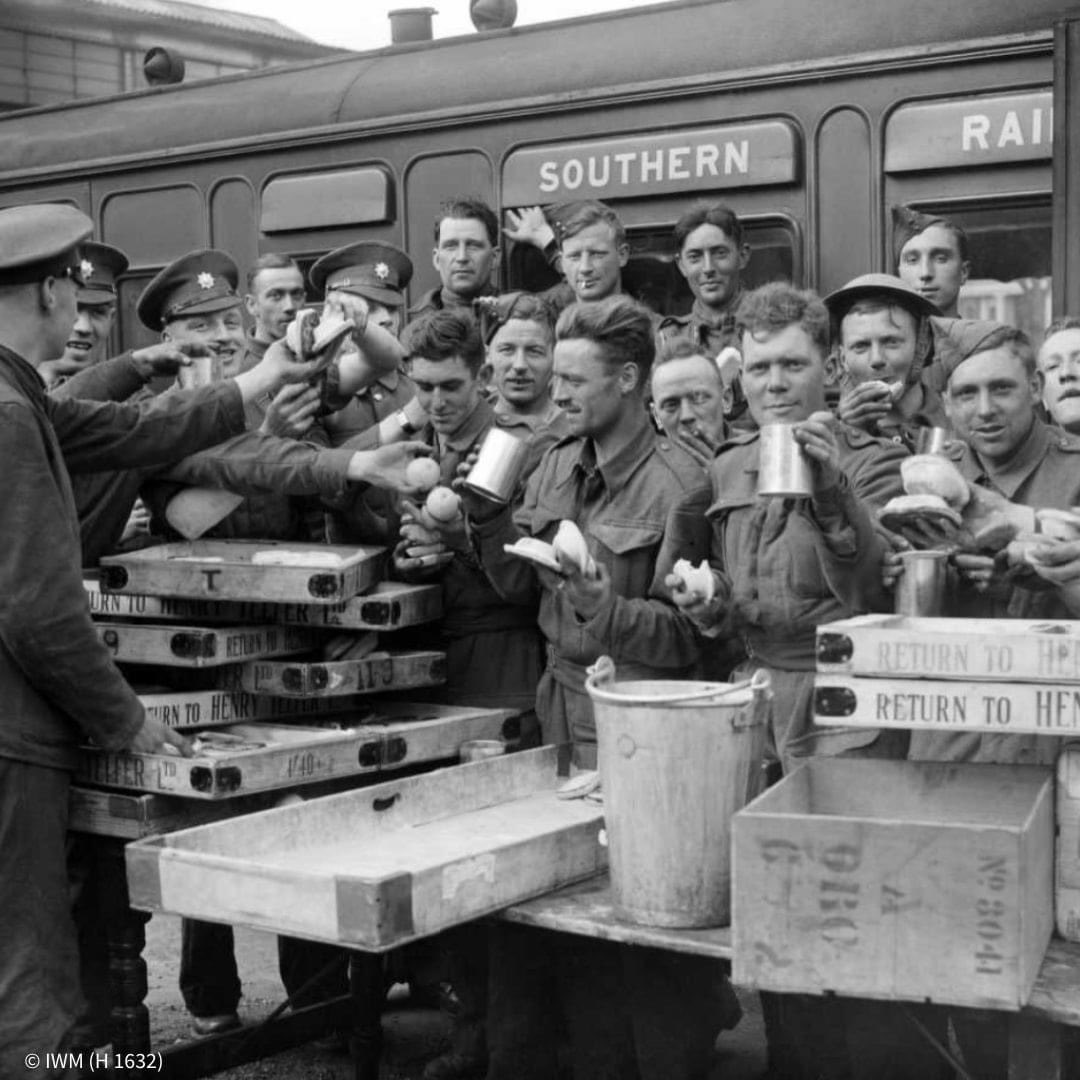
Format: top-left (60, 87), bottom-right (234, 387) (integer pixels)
top-left (732, 757), bottom-right (1054, 1010)
top-left (138, 687), bottom-right (370, 729)
top-left (126, 747), bottom-right (608, 949)
top-left (817, 614), bottom-right (1080, 683)
top-left (501, 875), bottom-right (733, 959)
top-left (236, 651), bottom-right (446, 697)
top-left (95, 622), bottom-right (318, 667)
top-left (84, 578), bottom-right (442, 630)
top-left (814, 674), bottom-right (1080, 735)
top-left (99, 540), bottom-right (385, 605)
top-left (68, 787), bottom-right (255, 840)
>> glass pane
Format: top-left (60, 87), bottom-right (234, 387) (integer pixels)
top-left (904, 201), bottom-right (1052, 344)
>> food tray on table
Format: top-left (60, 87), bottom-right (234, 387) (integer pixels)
top-left (98, 540), bottom-right (385, 604)
top-left (85, 576), bottom-right (442, 630)
top-left (126, 746), bottom-right (607, 949)
top-left (136, 687), bottom-right (370, 728)
top-left (77, 703), bottom-right (516, 798)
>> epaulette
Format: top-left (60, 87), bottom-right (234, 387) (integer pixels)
top-left (714, 428), bottom-right (759, 457)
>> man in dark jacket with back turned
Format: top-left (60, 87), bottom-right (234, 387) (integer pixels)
top-left (0, 204), bottom-right (322, 1078)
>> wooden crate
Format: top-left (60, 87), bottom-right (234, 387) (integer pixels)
top-left (85, 577), bottom-right (442, 631)
top-left (817, 614), bottom-right (1080, 683)
top-left (77, 704), bottom-right (514, 797)
top-left (235, 650), bottom-right (446, 697)
top-left (98, 540), bottom-right (385, 604)
top-left (1056, 746), bottom-right (1080, 942)
top-left (732, 758), bottom-right (1054, 1010)
top-left (126, 746), bottom-right (607, 949)
top-left (96, 622), bottom-right (318, 667)
top-left (814, 675), bottom-right (1080, 736)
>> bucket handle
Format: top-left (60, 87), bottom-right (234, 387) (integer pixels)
top-left (585, 656), bottom-right (771, 705)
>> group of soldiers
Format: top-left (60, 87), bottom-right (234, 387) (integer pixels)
top-left (3, 188), bottom-right (1080, 1080)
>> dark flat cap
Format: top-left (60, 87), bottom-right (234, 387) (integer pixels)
top-left (891, 205), bottom-right (948, 264)
top-left (310, 241), bottom-right (413, 307)
top-left (930, 316), bottom-right (1010, 384)
top-left (137, 249), bottom-right (240, 330)
top-left (0, 203), bottom-right (93, 281)
top-left (77, 241), bottom-right (129, 305)
top-left (824, 272), bottom-right (940, 324)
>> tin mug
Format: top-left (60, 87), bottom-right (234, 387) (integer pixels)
top-left (459, 739), bottom-right (506, 763)
top-left (758, 423), bottom-right (813, 497)
top-left (177, 354), bottom-right (223, 389)
top-left (463, 427), bottom-right (530, 504)
top-left (914, 426), bottom-right (952, 456)
top-left (895, 550), bottom-right (948, 617)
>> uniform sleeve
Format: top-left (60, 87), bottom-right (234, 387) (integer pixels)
top-left (0, 404), bottom-right (143, 748)
top-left (46, 381), bottom-right (246, 474)
top-left (52, 354), bottom-right (145, 403)
top-left (161, 431), bottom-right (355, 499)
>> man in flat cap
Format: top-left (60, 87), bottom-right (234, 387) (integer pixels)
top-left (892, 204), bottom-right (970, 319)
top-left (826, 272), bottom-right (948, 450)
top-left (0, 203), bottom-right (337, 1077)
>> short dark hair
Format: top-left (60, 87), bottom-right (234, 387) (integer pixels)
top-left (672, 202), bottom-right (743, 252)
top-left (434, 198), bottom-right (499, 247)
top-left (555, 296), bottom-right (654, 388)
top-left (736, 282), bottom-right (830, 356)
top-left (246, 253), bottom-right (301, 293)
top-left (477, 291), bottom-right (555, 346)
top-left (1044, 316), bottom-right (1080, 342)
top-left (407, 308), bottom-right (485, 375)
top-left (556, 200), bottom-right (626, 248)
top-left (905, 216), bottom-right (970, 263)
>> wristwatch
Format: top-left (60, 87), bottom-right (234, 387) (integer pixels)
top-left (396, 408), bottom-right (418, 435)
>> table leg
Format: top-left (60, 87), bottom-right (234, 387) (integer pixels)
top-left (348, 952), bottom-right (385, 1080)
top-left (1007, 1014), bottom-right (1061, 1080)
top-left (95, 839), bottom-right (153, 1059)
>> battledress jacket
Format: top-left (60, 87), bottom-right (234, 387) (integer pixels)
top-left (656, 423), bottom-right (907, 767)
top-left (0, 344), bottom-right (246, 770)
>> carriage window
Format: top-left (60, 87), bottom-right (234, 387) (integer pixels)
top-left (506, 217), bottom-right (796, 316)
top-left (900, 202), bottom-right (1052, 344)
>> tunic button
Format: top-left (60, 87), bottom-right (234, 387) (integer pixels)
top-left (373, 391), bottom-right (383, 402)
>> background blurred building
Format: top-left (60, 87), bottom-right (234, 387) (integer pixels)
top-left (0, 0), bottom-right (339, 110)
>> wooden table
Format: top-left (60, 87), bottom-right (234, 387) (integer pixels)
top-left (503, 875), bottom-right (1080, 1080)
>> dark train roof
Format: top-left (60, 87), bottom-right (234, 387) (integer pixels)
top-left (0, 0), bottom-right (1070, 176)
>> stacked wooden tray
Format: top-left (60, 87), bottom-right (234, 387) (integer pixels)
top-left (79, 539), bottom-right (511, 801)
top-left (126, 747), bottom-right (608, 948)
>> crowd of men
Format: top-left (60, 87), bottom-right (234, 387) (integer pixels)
top-left (3, 189), bottom-right (1080, 1080)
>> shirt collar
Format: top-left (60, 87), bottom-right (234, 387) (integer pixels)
top-left (691, 294), bottom-right (740, 333)
top-left (492, 395), bottom-right (562, 431)
top-left (968, 417), bottom-right (1051, 499)
top-left (559, 411), bottom-right (657, 493)
top-left (0, 344), bottom-right (47, 406)
top-left (436, 395), bottom-right (494, 455)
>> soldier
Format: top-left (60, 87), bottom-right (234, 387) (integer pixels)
top-left (649, 339), bottom-right (729, 464)
top-left (37, 240), bottom-right (128, 388)
top-left (314, 240), bottom-right (427, 544)
top-left (0, 203), bottom-right (324, 1077)
top-left (401, 198), bottom-right (501, 348)
top-left (1037, 316), bottom-right (1080, 435)
top-left (892, 204), bottom-right (970, 319)
top-left (556, 200), bottom-right (629, 308)
top-left (826, 273), bottom-right (947, 449)
top-left (242, 252), bottom-right (306, 365)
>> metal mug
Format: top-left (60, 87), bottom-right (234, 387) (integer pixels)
top-left (895, 550), bottom-right (948, 616)
top-left (177, 354), bottom-right (223, 389)
top-left (914, 426), bottom-right (952, 456)
top-left (758, 423), bottom-right (813, 497)
top-left (462, 427), bottom-right (530, 504)
top-left (459, 739), bottom-right (506, 763)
